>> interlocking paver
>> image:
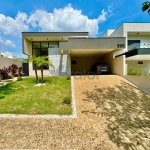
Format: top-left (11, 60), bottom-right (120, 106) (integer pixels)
top-left (0, 75), bottom-right (150, 149)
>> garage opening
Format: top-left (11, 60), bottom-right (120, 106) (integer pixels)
top-left (70, 49), bottom-right (121, 75)
top-left (71, 56), bottom-right (103, 75)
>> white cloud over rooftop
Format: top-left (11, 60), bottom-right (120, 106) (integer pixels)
top-left (0, 4), bottom-right (113, 37)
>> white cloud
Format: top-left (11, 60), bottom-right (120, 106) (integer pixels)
top-left (0, 12), bottom-right (28, 36)
top-left (98, 4), bottom-right (113, 23)
top-left (27, 4), bottom-right (99, 36)
top-left (1, 51), bottom-right (13, 57)
top-left (98, 9), bottom-right (108, 22)
top-left (0, 36), bottom-right (16, 48)
top-left (5, 40), bottom-right (16, 48)
top-left (0, 4), bottom-right (113, 37)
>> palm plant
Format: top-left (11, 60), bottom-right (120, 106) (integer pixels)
top-left (27, 56), bottom-right (39, 84)
top-left (37, 56), bottom-right (54, 84)
top-left (142, 1), bottom-right (150, 14)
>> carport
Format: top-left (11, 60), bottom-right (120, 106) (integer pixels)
top-left (59, 37), bottom-right (126, 75)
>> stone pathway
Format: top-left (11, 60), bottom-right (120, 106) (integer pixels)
top-left (0, 75), bottom-right (150, 149)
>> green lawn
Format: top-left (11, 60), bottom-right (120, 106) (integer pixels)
top-left (0, 77), bottom-right (72, 115)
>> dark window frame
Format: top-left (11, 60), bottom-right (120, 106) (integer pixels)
top-left (32, 41), bottom-right (59, 70)
top-left (32, 42), bottom-right (49, 70)
top-left (138, 61), bottom-right (143, 64)
top-left (72, 61), bottom-right (77, 64)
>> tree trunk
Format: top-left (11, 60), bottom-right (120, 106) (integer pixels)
top-left (34, 64), bottom-right (39, 84)
top-left (41, 66), bottom-right (44, 84)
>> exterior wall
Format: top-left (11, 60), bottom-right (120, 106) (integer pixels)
top-left (26, 42), bottom-right (71, 77)
top-left (48, 48), bottom-right (71, 76)
top-left (123, 74), bottom-right (150, 94)
top-left (128, 35), bottom-right (150, 49)
top-left (23, 38), bottom-right (32, 55)
top-left (28, 62), bottom-right (49, 76)
top-left (60, 38), bottom-right (126, 50)
top-left (110, 23), bottom-right (150, 38)
top-left (123, 23), bottom-right (150, 36)
top-left (124, 23), bottom-right (150, 52)
top-left (113, 55), bottom-right (125, 76)
top-left (102, 29), bottom-right (115, 37)
top-left (110, 23), bottom-right (150, 53)
top-left (102, 50), bottom-right (125, 75)
top-left (109, 24), bottom-right (124, 37)
top-left (22, 32), bottom-right (88, 39)
top-left (0, 56), bottom-right (22, 69)
top-left (22, 32), bottom-right (89, 55)
top-left (48, 48), bottom-right (61, 76)
top-left (126, 60), bottom-right (150, 73)
top-left (71, 57), bottom-right (101, 74)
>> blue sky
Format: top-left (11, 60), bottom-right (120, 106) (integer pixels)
top-left (0, 0), bottom-right (149, 58)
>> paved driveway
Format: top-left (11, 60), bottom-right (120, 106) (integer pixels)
top-left (0, 75), bottom-right (150, 149)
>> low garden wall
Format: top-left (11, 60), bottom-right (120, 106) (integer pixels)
top-left (123, 74), bottom-right (150, 94)
top-left (0, 56), bottom-right (22, 69)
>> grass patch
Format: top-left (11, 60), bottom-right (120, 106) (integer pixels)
top-left (0, 77), bottom-right (72, 115)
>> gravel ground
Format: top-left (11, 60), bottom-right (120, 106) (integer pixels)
top-left (0, 75), bottom-right (150, 149)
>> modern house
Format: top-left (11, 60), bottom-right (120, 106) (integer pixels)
top-left (102, 22), bottom-right (150, 75)
top-left (22, 22), bottom-right (150, 77)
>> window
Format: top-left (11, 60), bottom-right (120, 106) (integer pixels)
top-left (138, 61), bottom-right (143, 64)
top-left (49, 42), bottom-right (59, 48)
top-left (72, 61), bottom-right (77, 64)
top-left (32, 42), bottom-right (49, 70)
top-left (32, 41), bottom-right (59, 70)
top-left (128, 40), bottom-right (140, 49)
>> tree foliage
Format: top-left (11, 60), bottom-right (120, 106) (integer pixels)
top-left (36, 56), bottom-right (54, 83)
top-left (142, 1), bottom-right (150, 14)
top-left (27, 56), bottom-right (54, 84)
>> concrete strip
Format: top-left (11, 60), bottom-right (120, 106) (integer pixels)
top-left (0, 76), bottom-right (77, 118)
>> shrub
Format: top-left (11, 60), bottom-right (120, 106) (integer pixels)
top-left (66, 76), bottom-right (71, 80)
top-left (0, 64), bottom-right (24, 80)
top-left (128, 67), bottom-right (148, 76)
top-left (0, 67), bottom-right (9, 79)
top-left (17, 76), bottom-right (22, 81)
top-left (136, 68), bottom-right (143, 76)
top-left (63, 97), bottom-right (71, 104)
top-left (8, 64), bottom-right (18, 76)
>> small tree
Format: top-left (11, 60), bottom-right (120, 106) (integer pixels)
top-left (142, 1), bottom-right (150, 14)
top-left (37, 56), bottom-right (54, 84)
top-left (27, 56), bottom-right (40, 84)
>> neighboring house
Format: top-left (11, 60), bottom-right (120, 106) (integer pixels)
top-left (102, 22), bottom-right (150, 75)
top-left (22, 22), bottom-right (150, 77)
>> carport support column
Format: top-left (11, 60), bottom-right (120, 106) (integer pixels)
top-left (60, 50), bottom-right (71, 76)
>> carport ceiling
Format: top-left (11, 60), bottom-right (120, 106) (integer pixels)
top-left (70, 49), bottom-right (114, 57)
